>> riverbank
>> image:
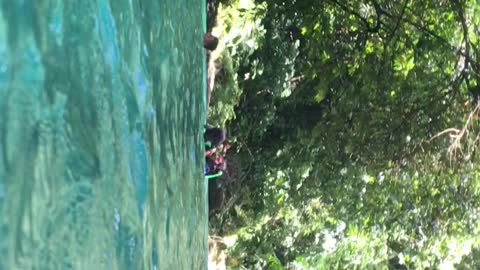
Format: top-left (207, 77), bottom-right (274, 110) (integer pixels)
top-left (206, 0), bottom-right (219, 109)
top-left (205, 0), bottom-right (270, 268)
top-left (205, 1), bottom-right (237, 269)
top-left (204, 0), bottom-right (266, 127)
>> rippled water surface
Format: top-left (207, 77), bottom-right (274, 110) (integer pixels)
top-left (0, 1), bottom-right (207, 269)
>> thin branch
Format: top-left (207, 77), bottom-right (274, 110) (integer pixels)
top-left (328, 0), bottom-right (468, 60)
top-left (327, 0), bottom-right (380, 32)
top-left (428, 128), bottom-right (461, 142)
top-left (429, 101), bottom-right (480, 159)
top-left (370, 0), bottom-right (382, 32)
top-left (290, 75), bottom-right (305, 83)
top-left (448, 101), bottom-right (480, 157)
top-left (381, 8), bottom-right (456, 50)
top-left (388, 0), bottom-right (410, 39)
top-left (450, 1), bottom-right (470, 60)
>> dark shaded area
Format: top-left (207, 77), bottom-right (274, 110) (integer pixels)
top-left (206, 0), bottom-right (220, 32)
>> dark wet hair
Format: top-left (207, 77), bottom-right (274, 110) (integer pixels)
top-left (204, 33), bottom-right (219, 51)
top-left (204, 127), bottom-right (226, 147)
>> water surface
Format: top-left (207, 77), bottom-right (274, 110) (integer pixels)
top-left (0, 1), bottom-right (207, 269)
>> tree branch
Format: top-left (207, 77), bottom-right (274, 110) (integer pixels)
top-left (388, 0), bottom-right (410, 39)
top-left (379, 7), bottom-right (456, 51)
top-left (327, 0), bottom-right (381, 33)
top-left (450, 0), bottom-right (470, 69)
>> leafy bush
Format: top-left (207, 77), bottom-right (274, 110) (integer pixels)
top-left (208, 0), bottom-right (480, 268)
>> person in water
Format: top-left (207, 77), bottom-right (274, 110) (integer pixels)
top-left (204, 33), bottom-right (219, 51)
top-left (205, 154), bottom-right (226, 175)
top-left (206, 140), bottom-right (230, 158)
top-left (204, 126), bottom-right (228, 176)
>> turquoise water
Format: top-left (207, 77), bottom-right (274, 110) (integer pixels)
top-left (0, 1), bottom-right (207, 269)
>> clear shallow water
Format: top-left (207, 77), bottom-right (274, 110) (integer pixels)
top-left (0, 1), bottom-right (207, 269)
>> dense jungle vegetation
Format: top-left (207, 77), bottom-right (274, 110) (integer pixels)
top-left (207, 0), bottom-right (480, 268)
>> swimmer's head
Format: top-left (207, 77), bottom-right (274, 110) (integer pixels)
top-left (204, 33), bottom-right (219, 51)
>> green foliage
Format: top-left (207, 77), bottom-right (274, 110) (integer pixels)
top-left (208, 51), bottom-right (243, 125)
top-left (208, 0), bottom-right (480, 268)
top-left (207, 0), bottom-right (267, 127)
